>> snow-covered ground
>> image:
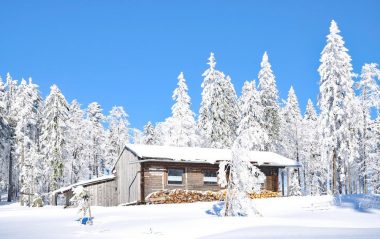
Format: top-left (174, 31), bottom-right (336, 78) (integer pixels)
top-left (1, 195), bottom-right (380, 239)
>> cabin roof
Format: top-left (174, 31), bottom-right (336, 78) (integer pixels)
top-left (123, 144), bottom-right (299, 167)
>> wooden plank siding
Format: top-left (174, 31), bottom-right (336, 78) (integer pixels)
top-left (142, 162), bottom-right (221, 199)
top-left (141, 162), bottom-right (281, 201)
top-left (115, 149), bottom-right (141, 204)
top-left (260, 166), bottom-right (280, 192)
top-left (84, 179), bottom-right (117, 207)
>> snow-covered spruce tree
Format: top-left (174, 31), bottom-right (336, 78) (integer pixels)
top-left (143, 121), bottom-right (158, 145)
top-left (198, 53), bottom-right (240, 148)
top-left (198, 52), bottom-right (221, 147)
top-left (236, 81), bottom-right (268, 151)
top-left (14, 79), bottom-right (43, 204)
top-left (66, 100), bottom-right (88, 184)
top-left (356, 63), bottom-right (380, 193)
top-left (301, 99), bottom-right (326, 195)
top-left (3, 73), bottom-right (18, 201)
top-left (280, 86), bottom-right (302, 191)
top-left (0, 76), bottom-right (8, 195)
top-left (0, 116), bottom-right (11, 197)
top-left (132, 128), bottom-right (144, 144)
top-left (105, 106), bottom-right (130, 172)
top-left (288, 169), bottom-right (302, 196)
top-left (257, 52), bottom-right (281, 152)
top-left (0, 76), bottom-right (12, 198)
top-left (155, 120), bottom-right (170, 146)
top-left (41, 84), bottom-right (69, 192)
top-left (318, 20), bottom-right (357, 195)
top-left (164, 72), bottom-right (198, 147)
top-left (210, 75), bottom-right (240, 149)
top-left (218, 140), bottom-right (265, 216)
top-left (371, 115), bottom-right (380, 193)
top-left (85, 102), bottom-right (106, 178)
top-left (0, 76), bottom-right (6, 115)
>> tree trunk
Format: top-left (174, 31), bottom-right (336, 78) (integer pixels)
top-left (363, 160), bottom-right (368, 194)
top-left (7, 146), bottom-right (13, 202)
top-left (7, 139), bottom-right (13, 202)
top-left (332, 149), bottom-right (337, 195)
top-left (303, 167), bottom-right (307, 195)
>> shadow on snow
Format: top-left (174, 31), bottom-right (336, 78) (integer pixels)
top-left (333, 194), bottom-right (380, 213)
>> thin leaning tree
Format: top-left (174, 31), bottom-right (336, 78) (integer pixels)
top-left (218, 141), bottom-right (266, 216)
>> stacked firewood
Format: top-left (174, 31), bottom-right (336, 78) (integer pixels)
top-left (145, 189), bottom-right (279, 204)
top-left (249, 190), bottom-right (279, 199)
top-left (145, 189), bottom-right (223, 204)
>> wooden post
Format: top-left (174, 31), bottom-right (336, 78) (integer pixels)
top-left (281, 170), bottom-right (285, 196)
top-left (286, 167), bottom-right (290, 196)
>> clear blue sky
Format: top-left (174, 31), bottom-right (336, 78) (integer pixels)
top-left (1, 0), bottom-right (379, 129)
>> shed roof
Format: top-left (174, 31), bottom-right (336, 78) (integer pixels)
top-left (52, 175), bottom-right (116, 194)
top-left (124, 144), bottom-right (299, 167)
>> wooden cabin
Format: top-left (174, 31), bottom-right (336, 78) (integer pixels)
top-left (114, 144), bottom-right (299, 205)
top-left (52, 144), bottom-right (299, 206)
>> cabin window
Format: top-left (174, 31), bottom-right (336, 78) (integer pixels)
top-left (167, 169), bottom-right (184, 185)
top-left (203, 170), bottom-right (218, 185)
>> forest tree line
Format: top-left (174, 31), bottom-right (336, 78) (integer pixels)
top-left (1, 20), bottom-right (379, 204)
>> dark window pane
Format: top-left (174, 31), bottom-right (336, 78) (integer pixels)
top-left (168, 169), bottom-right (184, 185)
top-left (204, 170), bottom-right (218, 185)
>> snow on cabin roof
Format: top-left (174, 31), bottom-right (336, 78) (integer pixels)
top-left (51, 175), bottom-right (116, 194)
top-left (125, 144), bottom-right (299, 167)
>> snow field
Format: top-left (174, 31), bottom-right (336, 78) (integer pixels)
top-left (1, 195), bottom-right (380, 239)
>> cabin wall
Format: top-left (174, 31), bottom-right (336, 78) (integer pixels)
top-left (260, 166), bottom-right (280, 192)
top-left (143, 162), bottom-right (219, 200)
top-left (84, 179), bottom-right (117, 207)
top-left (142, 162), bottom-right (280, 200)
top-left (116, 149), bottom-right (141, 204)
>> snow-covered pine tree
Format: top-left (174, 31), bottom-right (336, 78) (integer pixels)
top-left (356, 63), bottom-right (380, 193)
top-left (280, 86), bottom-right (302, 190)
top-left (301, 99), bottom-right (326, 195)
top-left (41, 85), bottom-right (69, 192)
top-left (66, 100), bottom-right (88, 184)
top-left (370, 115), bottom-right (380, 193)
top-left (288, 169), bottom-right (302, 196)
top-left (14, 79), bottom-right (43, 204)
top-left (155, 120), bottom-right (171, 146)
top-left (257, 52), bottom-right (281, 152)
top-left (0, 76), bottom-right (8, 196)
top-left (85, 102), bottom-right (106, 178)
top-left (5, 73), bottom-right (18, 117)
top-left (210, 75), bottom-right (240, 148)
top-left (105, 106), bottom-right (130, 172)
top-left (236, 80), bottom-right (268, 151)
top-left (0, 116), bottom-right (11, 197)
top-left (198, 53), bottom-right (239, 148)
top-left (164, 72), bottom-right (198, 147)
top-left (4, 73), bottom-right (18, 201)
top-left (143, 121), bottom-right (158, 145)
top-left (132, 128), bottom-right (144, 144)
top-left (218, 140), bottom-right (266, 216)
top-left (198, 52), bottom-right (221, 147)
top-left (0, 76), bottom-right (12, 198)
top-left (318, 20), bottom-right (357, 195)
top-left (0, 76), bottom-right (6, 115)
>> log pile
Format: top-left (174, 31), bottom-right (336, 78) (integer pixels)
top-left (249, 190), bottom-right (279, 199)
top-left (145, 189), bottom-right (279, 204)
top-left (145, 189), bottom-right (224, 204)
